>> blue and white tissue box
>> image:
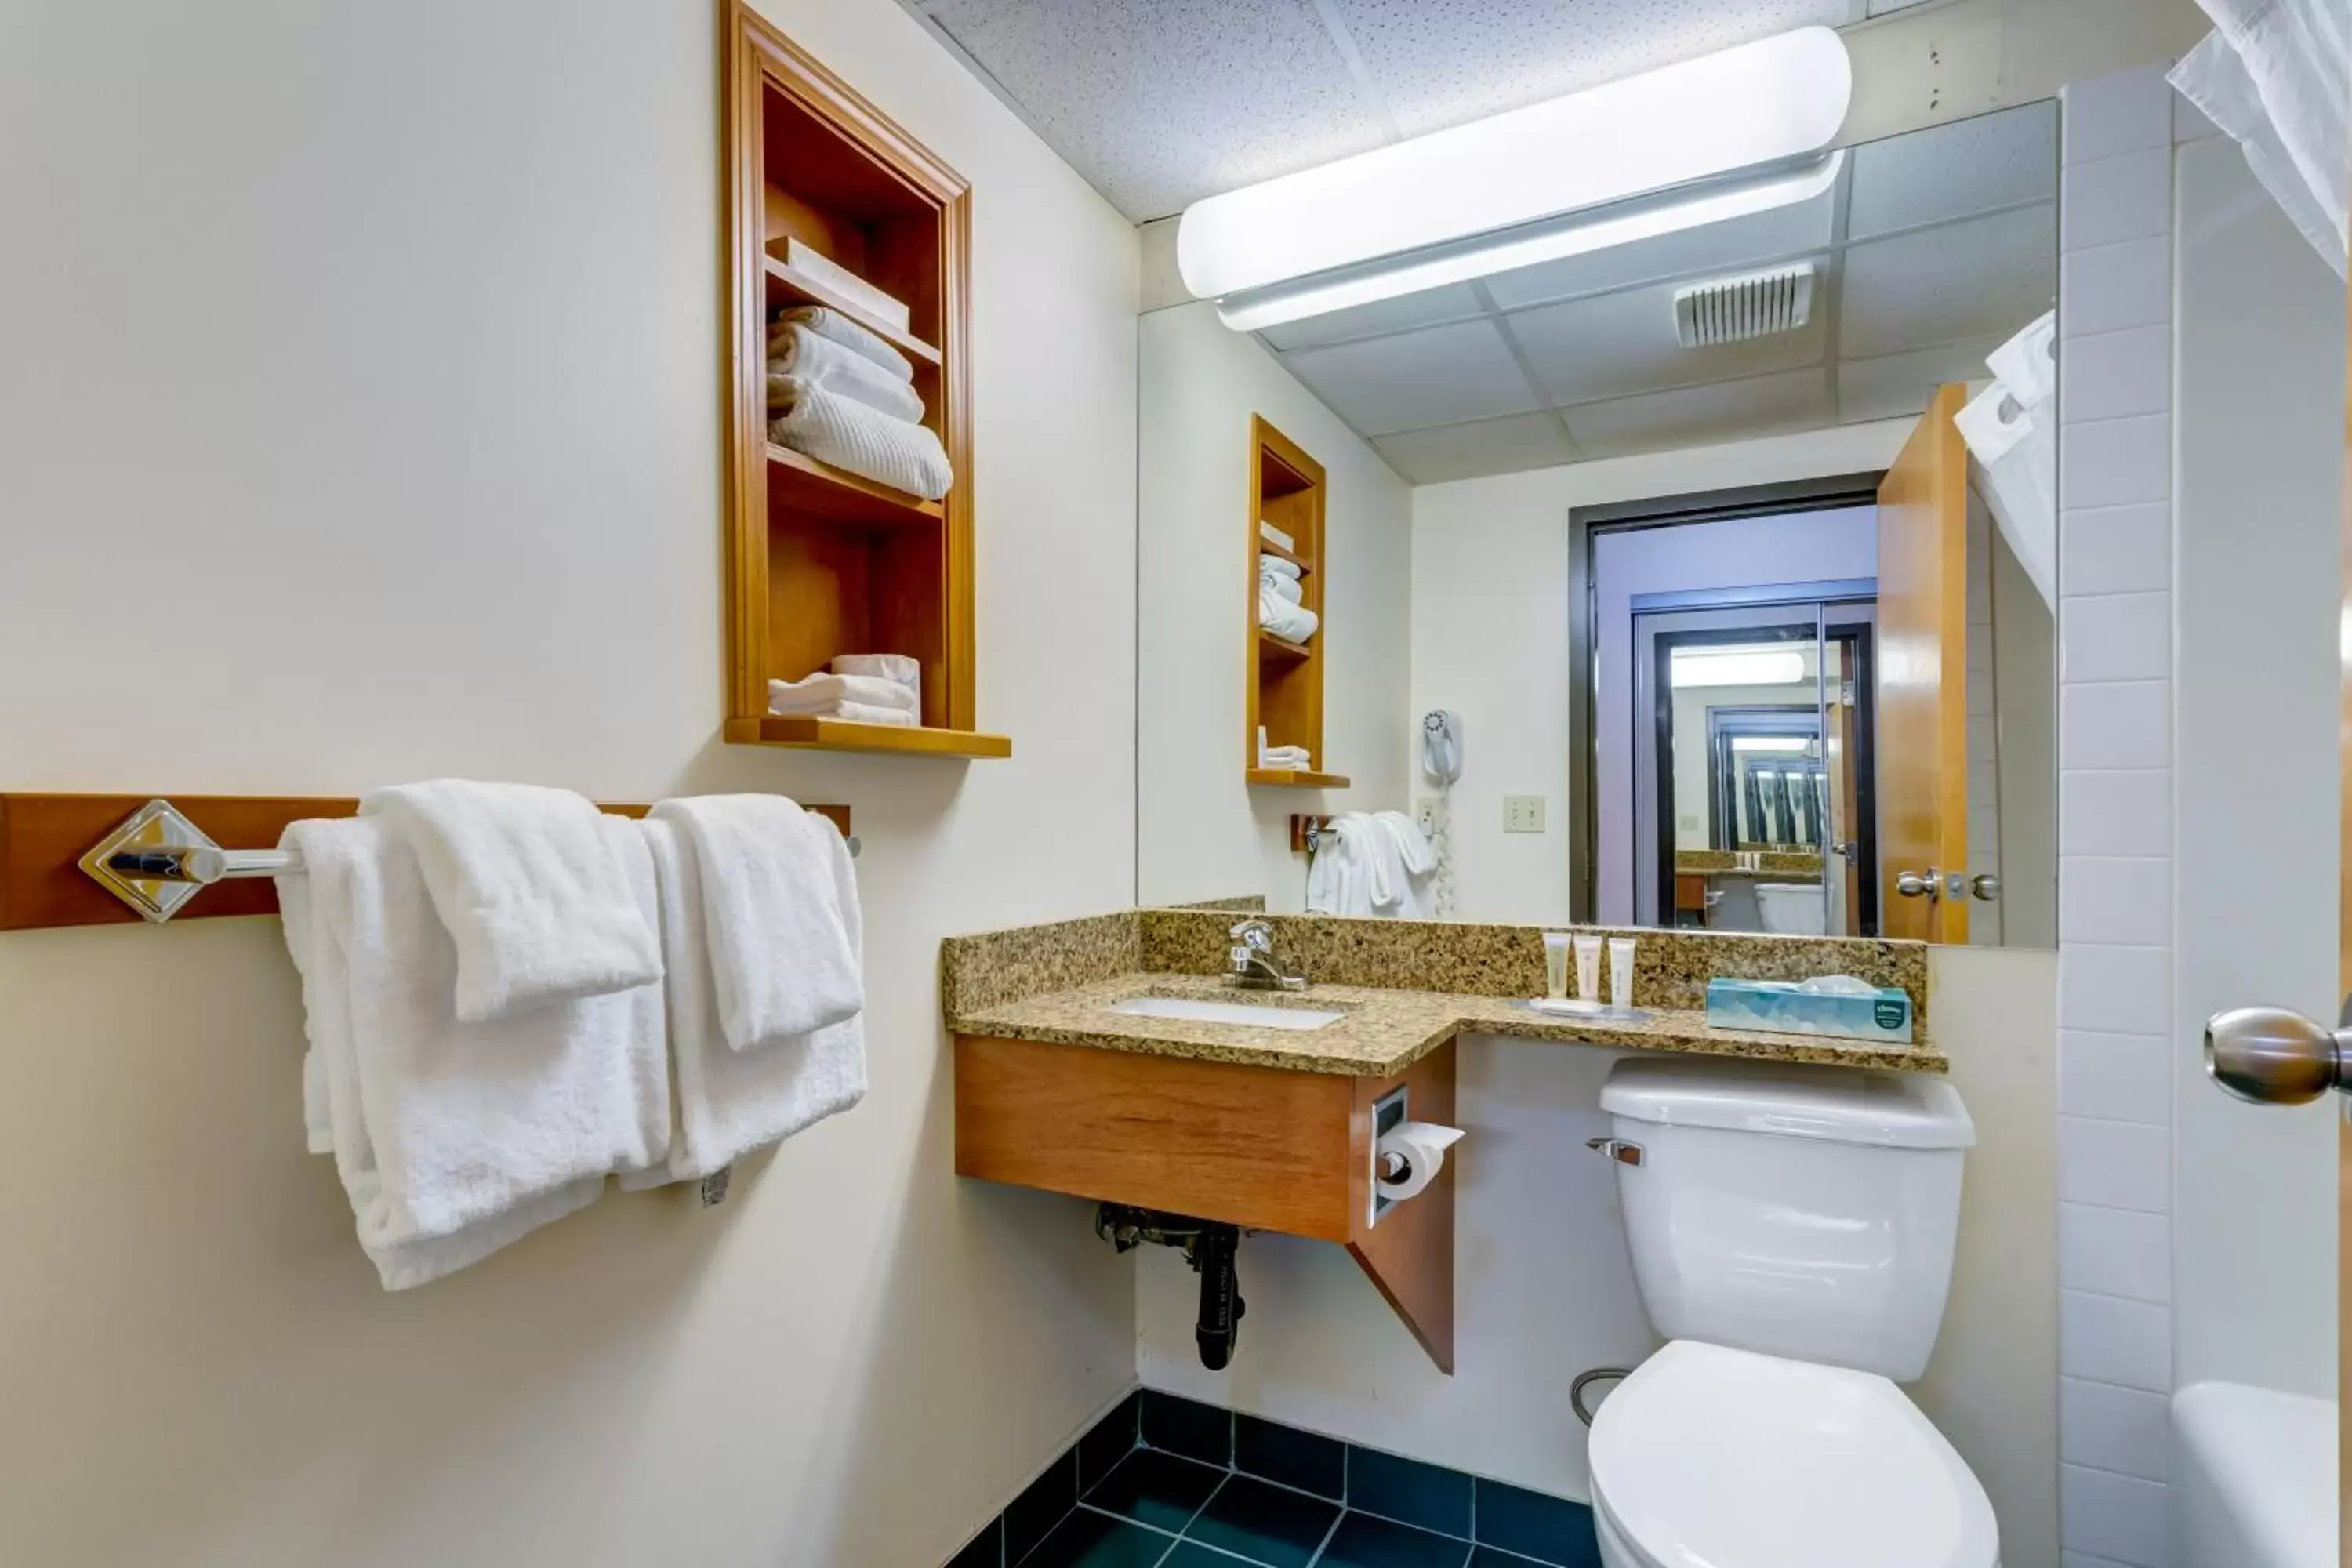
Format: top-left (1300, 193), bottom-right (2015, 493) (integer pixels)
top-left (1705, 976), bottom-right (1913, 1044)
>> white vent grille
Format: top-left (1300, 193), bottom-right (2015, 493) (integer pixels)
top-left (1673, 263), bottom-right (1817, 348)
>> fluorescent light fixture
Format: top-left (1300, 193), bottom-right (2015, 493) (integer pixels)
top-left (1179, 25), bottom-right (1852, 329)
top-left (1671, 649), bottom-right (1808, 688)
top-left (1730, 736), bottom-right (1815, 753)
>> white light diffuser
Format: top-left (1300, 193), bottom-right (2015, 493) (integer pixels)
top-left (1178, 25), bottom-right (1853, 325)
top-left (1671, 649), bottom-right (1808, 688)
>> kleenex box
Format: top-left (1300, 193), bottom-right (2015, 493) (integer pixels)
top-left (1705, 977), bottom-right (1913, 1044)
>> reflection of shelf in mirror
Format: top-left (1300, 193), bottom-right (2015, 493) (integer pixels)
top-left (1247, 768), bottom-right (1349, 788)
top-left (767, 444), bottom-right (943, 526)
top-left (763, 257), bottom-right (943, 366)
top-left (724, 716), bottom-right (1011, 758)
top-left (1257, 537), bottom-right (1312, 574)
top-left (1258, 631), bottom-right (1313, 662)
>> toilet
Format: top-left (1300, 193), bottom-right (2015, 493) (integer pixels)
top-left (1751, 880), bottom-right (1827, 935)
top-left (1588, 1058), bottom-right (1999, 1568)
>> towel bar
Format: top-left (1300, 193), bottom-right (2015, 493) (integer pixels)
top-left (0, 793), bottom-right (855, 930)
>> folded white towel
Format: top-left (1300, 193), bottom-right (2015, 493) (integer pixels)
top-left (829, 653), bottom-right (922, 714)
top-left (1261, 749), bottom-right (1312, 770)
top-left (648, 795), bottom-right (863, 1051)
top-left (1259, 590), bottom-right (1319, 644)
top-left (770, 379), bottom-right (953, 501)
top-left (770, 306), bottom-right (914, 383)
top-left (623, 820), bottom-right (867, 1185)
top-left (773, 699), bottom-right (916, 728)
top-left (359, 780), bottom-right (662, 1023)
top-left (280, 815), bottom-right (669, 1290)
top-left (768, 323), bottom-right (925, 425)
top-left (1259, 553), bottom-right (1301, 581)
top-left (1261, 571), bottom-right (1304, 606)
top-left (768, 672), bottom-right (918, 716)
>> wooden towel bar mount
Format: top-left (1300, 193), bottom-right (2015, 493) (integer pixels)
top-left (0, 793), bottom-right (854, 931)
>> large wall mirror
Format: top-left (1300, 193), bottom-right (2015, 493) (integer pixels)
top-left (1137, 100), bottom-right (2060, 949)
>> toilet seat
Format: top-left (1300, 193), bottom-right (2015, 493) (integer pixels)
top-left (1588, 1340), bottom-right (1999, 1568)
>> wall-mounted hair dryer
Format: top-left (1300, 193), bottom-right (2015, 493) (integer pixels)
top-left (1422, 710), bottom-right (1463, 786)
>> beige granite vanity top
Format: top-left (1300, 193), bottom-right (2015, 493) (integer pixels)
top-left (942, 909), bottom-right (1941, 1080)
top-left (949, 969), bottom-right (1943, 1078)
top-left (1675, 849), bottom-right (1827, 880)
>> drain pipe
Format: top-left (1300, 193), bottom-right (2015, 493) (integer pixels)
top-left (1096, 1203), bottom-right (1250, 1370)
top-left (1570, 1367), bottom-right (1631, 1426)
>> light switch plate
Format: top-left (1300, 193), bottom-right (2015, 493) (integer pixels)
top-left (1504, 795), bottom-right (1546, 833)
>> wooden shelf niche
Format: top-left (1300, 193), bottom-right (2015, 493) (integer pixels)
top-left (722, 5), bottom-right (1006, 760)
top-left (1247, 416), bottom-right (1346, 788)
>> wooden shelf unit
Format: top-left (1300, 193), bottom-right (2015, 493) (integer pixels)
top-left (725, 5), bottom-right (1005, 760)
top-left (1247, 416), bottom-right (1330, 783)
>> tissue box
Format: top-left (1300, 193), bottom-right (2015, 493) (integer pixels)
top-left (1705, 978), bottom-right (1914, 1044)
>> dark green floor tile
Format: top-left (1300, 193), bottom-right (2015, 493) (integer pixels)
top-left (1018, 1508), bottom-right (1177, 1568)
top-left (1319, 1511), bottom-right (1474, 1568)
top-left (1142, 1389), bottom-right (1233, 1466)
top-left (1160, 1546), bottom-right (1247, 1568)
top-left (1079, 1391), bottom-right (1144, 1492)
top-left (1083, 1448), bottom-right (1225, 1534)
top-left (1346, 1447), bottom-right (1472, 1537)
top-left (1470, 1479), bottom-right (1598, 1566)
top-left (1182, 1474), bottom-right (1339, 1568)
top-left (948, 1516), bottom-right (1003, 1568)
top-left (1468, 1550), bottom-right (1580, 1568)
top-left (1007, 1451), bottom-right (1079, 1564)
top-left (1235, 1414), bottom-right (1344, 1500)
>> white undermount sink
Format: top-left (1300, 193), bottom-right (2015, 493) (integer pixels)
top-left (1109, 996), bottom-right (1344, 1031)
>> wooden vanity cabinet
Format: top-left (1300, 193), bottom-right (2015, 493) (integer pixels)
top-left (954, 1034), bottom-right (1456, 1372)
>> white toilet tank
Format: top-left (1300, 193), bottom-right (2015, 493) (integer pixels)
top-left (1600, 1057), bottom-right (1975, 1382)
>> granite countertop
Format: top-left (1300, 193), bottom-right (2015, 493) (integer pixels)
top-left (949, 969), bottom-right (1946, 1079)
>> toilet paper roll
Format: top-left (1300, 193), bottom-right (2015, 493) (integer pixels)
top-left (1376, 1121), bottom-right (1466, 1204)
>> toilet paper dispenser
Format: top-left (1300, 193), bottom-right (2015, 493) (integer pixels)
top-left (1369, 1084), bottom-right (1465, 1226)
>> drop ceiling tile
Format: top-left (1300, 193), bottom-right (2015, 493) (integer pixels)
top-left (1258, 283), bottom-right (1488, 351)
top-left (1480, 176), bottom-right (1841, 310)
top-left (1838, 203), bottom-right (2056, 358)
top-left (1560, 368), bottom-right (1831, 459)
top-left (924, 0), bottom-right (1386, 220)
top-left (1836, 337), bottom-right (2001, 423)
top-left (1279, 319), bottom-right (1544, 437)
top-left (1327, 0), bottom-right (1849, 140)
top-left (1504, 268), bottom-right (1830, 405)
top-left (1374, 412), bottom-right (1575, 484)
top-left (1847, 101), bottom-right (2059, 238)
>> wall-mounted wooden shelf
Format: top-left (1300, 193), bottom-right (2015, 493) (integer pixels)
top-left (724, 716), bottom-right (1011, 757)
top-left (1247, 416), bottom-right (1332, 782)
top-left (1247, 768), bottom-right (1351, 789)
top-left (726, 5), bottom-right (1002, 760)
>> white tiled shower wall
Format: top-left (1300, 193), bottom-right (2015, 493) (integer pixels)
top-left (2053, 64), bottom-right (2195, 1568)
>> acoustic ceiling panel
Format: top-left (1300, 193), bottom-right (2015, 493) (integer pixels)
top-left (1846, 100), bottom-right (2060, 239)
top-left (1258, 282), bottom-right (1488, 352)
top-left (1479, 174), bottom-right (1842, 310)
top-left (1374, 412), bottom-right (1578, 485)
top-left (1559, 366), bottom-right (1832, 459)
top-left (1838, 203), bottom-right (2056, 358)
top-left (1279, 318), bottom-right (1546, 436)
top-left (1505, 268), bottom-right (1831, 405)
top-left (1835, 336), bottom-right (2003, 423)
top-left (923, 0), bottom-right (1386, 219)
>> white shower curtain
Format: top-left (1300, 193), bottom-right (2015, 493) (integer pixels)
top-left (2170, 0), bottom-right (2350, 278)
top-left (1955, 311), bottom-right (2057, 611)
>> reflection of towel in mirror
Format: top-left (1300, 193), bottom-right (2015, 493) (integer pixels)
top-left (1368, 811), bottom-right (1436, 919)
top-left (1305, 812), bottom-right (1434, 920)
top-left (1306, 815), bottom-right (1377, 917)
top-left (1259, 587), bottom-right (1319, 643)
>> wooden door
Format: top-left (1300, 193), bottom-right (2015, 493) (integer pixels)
top-left (1875, 384), bottom-right (1971, 942)
top-left (2338, 258), bottom-right (2351, 1567)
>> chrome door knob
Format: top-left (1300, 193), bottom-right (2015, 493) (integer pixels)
top-left (1969, 873), bottom-right (2000, 902)
top-left (2204, 1005), bottom-right (2352, 1105)
top-left (1896, 868), bottom-right (1938, 898)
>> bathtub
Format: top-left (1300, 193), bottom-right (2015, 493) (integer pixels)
top-left (2173, 1381), bottom-right (2337, 1566)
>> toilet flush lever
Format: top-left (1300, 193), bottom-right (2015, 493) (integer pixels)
top-left (1586, 1137), bottom-right (1644, 1167)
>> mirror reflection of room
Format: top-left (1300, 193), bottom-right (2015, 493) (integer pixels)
top-left (1138, 97), bottom-right (2062, 949)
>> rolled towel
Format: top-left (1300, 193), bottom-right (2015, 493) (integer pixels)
top-left (768, 323), bottom-right (924, 425)
top-left (770, 377), bottom-right (953, 501)
top-left (769, 306), bottom-right (914, 383)
top-left (768, 672), bottom-right (918, 716)
top-left (1259, 590), bottom-right (1319, 644)
top-left (1261, 570), bottom-right (1303, 606)
top-left (1259, 553), bottom-right (1301, 581)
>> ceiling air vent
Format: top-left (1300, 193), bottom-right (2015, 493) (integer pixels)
top-left (1673, 262), bottom-right (1817, 348)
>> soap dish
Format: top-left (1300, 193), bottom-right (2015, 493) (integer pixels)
top-left (1519, 998), bottom-right (1650, 1024)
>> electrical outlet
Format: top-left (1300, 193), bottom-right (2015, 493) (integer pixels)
top-left (1504, 795), bottom-right (1546, 833)
top-left (1414, 797), bottom-right (1439, 835)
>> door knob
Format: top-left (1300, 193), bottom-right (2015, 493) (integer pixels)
top-left (2204, 1004), bottom-right (2352, 1105)
top-left (1896, 868), bottom-right (1938, 898)
top-left (1969, 873), bottom-right (2000, 902)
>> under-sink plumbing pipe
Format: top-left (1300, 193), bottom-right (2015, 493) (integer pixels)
top-left (1095, 1203), bottom-right (1250, 1370)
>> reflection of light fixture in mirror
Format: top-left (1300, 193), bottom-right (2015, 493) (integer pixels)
top-left (1730, 736), bottom-right (1815, 753)
top-left (1671, 649), bottom-right (1808, 687)
top-left (1178, 26), bottom-right (1852, 332)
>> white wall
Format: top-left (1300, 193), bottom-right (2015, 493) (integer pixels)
top-left (2172, 135), bottom-right (2344, 1401)
top-left (0, 4), bottom-right (1141, 1565)
top-left (1136, 947), bottom-right (2061, 1567)
top-left (1137, 301), bottom-right (1413, 910)
top-left (1409, 422), bottom-right (1912, 927)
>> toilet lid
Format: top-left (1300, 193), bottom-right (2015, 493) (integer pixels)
top-left (1588, 1341), bottom-right (1999, 1568)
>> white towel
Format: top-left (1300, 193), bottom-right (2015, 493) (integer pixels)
top-left (771, 699), bottom-right (916, 728)
top-left (768, 672), bottom-right (918, 716)
top-left (1306, 815), bottom-right (1377, 917)
top-left (1261, 570), bottom-right (1304, 606)
top-left (1259, 589), bottom-right (1319, 644)
top-left (280, 815), bottom-right (669, 1290)
top-left (623, 820), bottom-right (867, 1185)
top-left (1260, 746), bottom-right (1312, 769)
top-left (1370, 811), bottom-right (1437, 918)
top-left (768, 323), bottom-right (925, 425)
top-left (830, 653), bottom-right (921, 713)
top-left (1259, 553), bottom-right (1301, 581)
top-left (360, 780), bottom-right (662, 1023)
top-left (770, 306), bottom-right (915, 383)
top-left (770, 379), bottom-right (953, 501)
top-left (648, 795), bottom-right (863, 1051)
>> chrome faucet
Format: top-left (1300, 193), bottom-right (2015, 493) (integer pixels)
top-left (1225, 919), bottom-right (1308, 991)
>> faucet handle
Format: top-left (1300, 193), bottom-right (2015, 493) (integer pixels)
top-left (1230, 918), bottom-right (1274, 953)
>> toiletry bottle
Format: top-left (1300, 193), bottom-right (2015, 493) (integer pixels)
top-left (1542, 932), bottom-right (1572, 1000)
top-left (1608, 937), bottom-right (1637, 1011)
top-left (1573, 934), bottom-right (1602, 1003)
